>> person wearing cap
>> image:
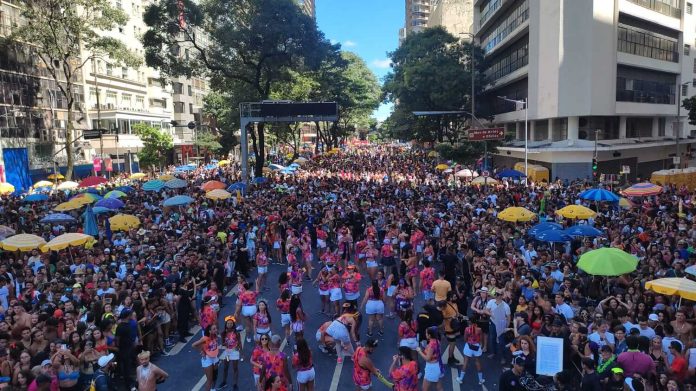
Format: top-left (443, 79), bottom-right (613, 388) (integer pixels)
top-left (352, 338), bottom-right (380, 391)
top-left (499, 356), bottom-right (526, 391)
top-left (136, 350), bottom-right (168, 391)
top-left (92, 353), bottom-right (115, 391)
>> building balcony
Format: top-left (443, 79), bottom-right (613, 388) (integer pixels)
top-left (618, 0), bottom-right (681, 30)
top-left (625, 0), bottom-right (681, 18)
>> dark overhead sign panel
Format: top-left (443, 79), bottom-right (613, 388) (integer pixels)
top-left (260, 102), bottom-right (337, 117)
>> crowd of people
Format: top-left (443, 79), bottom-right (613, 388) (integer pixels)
top-left (0, 144), bottom-right (693, 391)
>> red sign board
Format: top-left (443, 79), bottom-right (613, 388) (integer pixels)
top-left (92, 158), bottom-right (102, 173)
top-left (105, 158), bottom-right (113, 172)
top-left (468, 127), bottom-right (505, 141)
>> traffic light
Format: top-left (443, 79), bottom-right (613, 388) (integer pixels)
top-left (592, 157), bottom-right (598, 176)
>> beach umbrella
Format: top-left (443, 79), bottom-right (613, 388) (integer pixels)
top-left (33, 180), bottom-right (54, 188)
top-left (288, 163), bottom-right (300, 169)
top-left (40, 213), bottom-right (76, 224)
top-left (253, 177), bottom-right (268, 184)
top-left (280, 169), bottom-right (297, 175)
top-left (108, 214), bottom-right (141, 231)
top-left (427, 151), bottom-right (439, 158)
top-left (577, 248), bottom-right (638, 276)
top-left (217, 160), bottom-right (230, 167)
top-left (83, 206), bottom-right (99, 237)
top-left (115, 186), bottom-right (135, 194)
top-left (496, 168), bottom-right (526, 179)
top-left (685, 265), bottom-right (696, 277)
top-left (435, 164), bottom-right (449, 171)
top-left (528, 222), bottom-right (563, 236)
top-left (158, 174), bottom-right (175, 181)
top-left (498, 207), bottom-right (536, 223)
top-left (33, 186), bottom-right (53, 193)
top-left (104, 190), bottom-right (127, 199)
top-left (268, 164), bottom-right (285, 171)
top-left (0, 234), bottom-right (46, 251)
top-left (623, 182), bottom-right (663, 197)
top-left (564, 224), bottom-right (603, 237)
top-left (23, 194), bottom-right (49, 203)
top-left (71, 193), bottom-right (102, 203)
top-left (41, 233), bottom-right (93, 253)
top-left (54, 201), bottom-right (83, 211)
top-left (645, 278), bottom-right (696, 301)
top-left (91, 206), bottom-right (113, 215)
top-left (579, 188), bottom-right (620, 202)
top-left (47, 173), bottom-right (64, 180)
top-left (455, 169), bottom-right (477, 178)
top-left (163, 195), bottom-right (195, 207)
top-left (78, 176), bottom-right (108, 188)
top-left (618, 197), bottom-right (634, 209)
top-left (174, 165), bottom-right (195, 172)
top-left (293, 157), bottom-right (308, 165)
top-left (0, 226), bottom-right (16, 240)
top-left (228, 182), bottom-right (247, 193)
top-left (95, 198), bottom-right (125, 209)
top-left (471, 176), bottom-right (499, 185)
top-left (201, 180), bottom-right (226, 192)
top-left (204, 164), bottom-right (218, 170)
top-left (534, 229), bottom-right (572, 243)
top-left (555, 205), bottom-right (596, 220)
top-left (129, 173), bottom-right (147, 180)
top-left (0, 183), bottom-right (15, 195)
top-left (67, 197), bottom-right (95, 207)
top-left (56, 181), bottom-right (79, 190)
top-left (205, 189), bottom-right (231, 200)
top-left (142, 180), bottom-right (165, 192)
top-left (164, 178), bottom-right (188, 189)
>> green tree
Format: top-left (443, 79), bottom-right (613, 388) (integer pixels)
top-left (194, 131), bottom-right (223, 155)
top-left (682, 97), bottom-right (696, 126)
top-left (143, 0), bottom-right (335, 177)
top-left (9, 0), bottom-right (140, 179)
top-left (132, 123), bottom-right (173, 172)
top-left (269, 70), bottom-right (320, 155)
top-left (382, 27), bottom-right (486, 143)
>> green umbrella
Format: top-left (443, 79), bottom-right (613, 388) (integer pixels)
top-left (577, 247), bottom-right (638, 276)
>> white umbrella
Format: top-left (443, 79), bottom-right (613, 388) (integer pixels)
top-left (455, 169), bottom-right (476, 178)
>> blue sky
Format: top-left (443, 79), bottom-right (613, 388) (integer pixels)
top-left (316, 0), bottom-right (404, 121)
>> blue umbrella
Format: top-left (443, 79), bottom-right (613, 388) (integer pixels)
top-left (528, 222), bottom-right (563, 236)
top-left (174, 165), bottom-right (195, 172)
top-left (40, 213), bottom-right (76, 224)
top-left (564, 224), bottom-right (603, 237)
top-left (288, 163), bottom-right (300, 169)
top-left (163, 195), bottom-right (195, 207)
top-left (268, 164), bottom-right (285, 171)
top-left (95, 198), bottom-right (125, 209)
top-left (82, 206), bottom-right (98, 237)
top-left (211, 159), bottom-right (219, 164)
top-left (142, 180), bottom-right (165, 192)
top-left (579, 188), bottom-right (620, 202)
top-left (164, 178), bottom-right (187, 189)
top-left (280, 169), bottom-right (296, 175)
top-left (91, 206), bottom-right (112, 215)
top-left (85, 188), bottom-right (101, 195)
top-left (534, 229), bottom-right (572, 243)
top-left (23, 194), bottom-right (48, 203)
top-left (227, 182), bottom-right (247, 192)
top-left (115, 186), bottom-right (135, 193)
top-left (496, 168), bottom-right (526, 179)
top-left (253, 177), bottom-right (268, 184)
top-left (204, 164), bottom-right (217, 170)
top-left (34, 186), bottom-right (53, 193)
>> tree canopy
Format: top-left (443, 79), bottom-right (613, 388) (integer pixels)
top-left (132, 123), bottom-right (173, 171)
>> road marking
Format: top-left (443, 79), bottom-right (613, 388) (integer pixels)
top-left (168, 325), bottom-right (201, 356)
top-left (192, 329), bottom-right (246, 391)
top-left (328, 359), bottom-right (343, 391)
top-left (441, 345), bottom-right (463, 391)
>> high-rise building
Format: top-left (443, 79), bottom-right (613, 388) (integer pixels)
top-left (476, 0), bottom-right (696, 181)
top-left (428, 0), bottom-right (474, 37)
top-left (297, 0), bottom-right (316, 19)
top-left (401, 0), bottom-right (430, 43)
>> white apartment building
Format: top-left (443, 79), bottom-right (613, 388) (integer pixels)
top-left (428, 0), bottom-right (474, 36)
top-left (476, 0), bottom-right (696, 181)
top-left (401, 0), bottom-right (431, 43)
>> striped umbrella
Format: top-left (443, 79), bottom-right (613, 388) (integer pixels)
top-left (623, 182), bottom-right (663, 197)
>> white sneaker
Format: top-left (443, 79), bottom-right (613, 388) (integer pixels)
top-left (479, 378), bottom-right (486, 385)
top-left (456, 375), bottom-right (464, 384)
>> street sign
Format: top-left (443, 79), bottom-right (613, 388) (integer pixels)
top-left (621, 165), bottom-right (630, 174)
top-left (468, 127), bottom-right (504, 141)
top-left (83, 130), bottom-right (102, 139)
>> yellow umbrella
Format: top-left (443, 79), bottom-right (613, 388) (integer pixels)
top-left (0, 183), bottom-right (14, 195)
top-left (293, 157), bottom-right (308, 164)
top-left (54, 200), bottom-right (84, 211)
top-left (130, 173), bottom-right (147, 180)
top-left (33, 180), bottom-right (54, 188)
top-left (56, 181), bottom-right (79, 190)
top-left (645, 278), bottom-right (696, 301)
top-left (471, 176), bottom-right (499, 185)
top-left (158, 174), bottom-right (175, 181)
top-left (41, 233), bottom-right (93, 252)
top-left (435, 164), bottom-right (449, 171)
top-left (205, 189), bottom-right (231, 200)
top-left (217, 160), bottom-right (230, 167)
top-left (555, 205), bottom-right (597, 220)
top-left (47, 173), bottom-right (64, 180)
top-left (0, 234), bottom-right (46, 251)
top-left (427, 151), bottom-right (439, 158)
top-left (109, 214), bottom-right (141, 231)
top-left (70, 196), bottom-right (95, 206)
top-left (498, 207), bottom-right (537, 223)
top-left (619, 198), bottom-right (634, 209)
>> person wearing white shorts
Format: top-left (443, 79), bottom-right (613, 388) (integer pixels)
top-left (241, 304), bottom-right (257, 317)
top-left (291, 284), bottom-right (302, 295)
top-left (329, 287), bottom-right (342, 302)
top-left (296, 367), bottom-right (315, 384)
top-left (280, 313), bottom-right (291, 327)
top-left (360, 281), bottom-right (385, 337)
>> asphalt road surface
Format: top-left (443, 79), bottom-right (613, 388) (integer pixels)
top-left (154, 262), bottom-right (506, 391)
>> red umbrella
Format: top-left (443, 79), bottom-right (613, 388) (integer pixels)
top-left (78, 176), bottom-right (108, 188)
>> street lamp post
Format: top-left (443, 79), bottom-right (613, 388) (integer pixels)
top-left (460, 32), bottom-right (479, 166)
top-left (676, 81), bottom-right (692, 169)
top-left (497, 96), bottom-right (528, 185)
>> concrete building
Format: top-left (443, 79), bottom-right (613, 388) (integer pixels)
top-left (476, 0), bottom-right (696, 181)
top-left (401, 0), bottom-right (431, 43)
top-left (297, 0), bottom-right (316, 19)
top-left (428, 0), bottom-right (474, 36)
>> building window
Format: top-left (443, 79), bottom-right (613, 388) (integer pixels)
top-left (683, 84), bottom-right (689, 96)
top-left (617, 24), bottom-right (679, 63)
top-left (485, 39), bottom-right (529, 82)
top-left (616, 65), bottom-right (676, 104)
top-left (189, 103), bottom-right (194, 114)
top-left (121, 67), bottom-right (128, 79)
top-left (106, 63), bottom-right (113, 76)
top-left (174, 101), bottom-right (184, 113)
top-left (172, 82), bottom-right (183, 94)
top-left (121, 94), bottom-right (131, 108)
top-left (686, 44), bottom-right (691, 56)
top-left (188, 85), bottom-right (193, 96)
top-left (136, 96), bottom-right (144, 108)
top-left (688, 2), bottom-right (693, 13)
top-left (480, 0), bottom-right (529, 54)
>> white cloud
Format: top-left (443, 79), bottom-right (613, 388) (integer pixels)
top-left (343, 40), bottom-right (357, 47)
top-left (330, 39), bottom-right (338, 45)
top-left (371, 59), bottom-right (392, 69)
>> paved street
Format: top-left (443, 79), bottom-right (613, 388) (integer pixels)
top-left (154, 262), bottom-right (506, 391)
